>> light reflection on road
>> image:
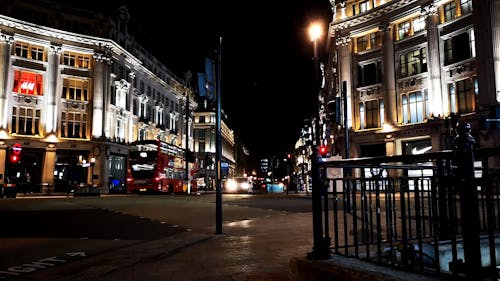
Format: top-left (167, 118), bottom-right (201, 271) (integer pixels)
top-left (226, 219), bottom-right (253, 228)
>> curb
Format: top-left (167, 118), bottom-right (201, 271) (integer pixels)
top-left (289, 255), bottom-right (445, 281)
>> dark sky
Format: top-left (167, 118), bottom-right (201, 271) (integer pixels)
top-left (124, 1), bottom-right (333, 159)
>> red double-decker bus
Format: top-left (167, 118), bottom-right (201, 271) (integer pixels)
top-left (127, 140), bottom-right (197, 194)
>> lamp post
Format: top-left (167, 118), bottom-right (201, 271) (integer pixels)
top-left (307, 22), bottom-right (331, 260)
top-left (90, 157), bottom-right (96, 187)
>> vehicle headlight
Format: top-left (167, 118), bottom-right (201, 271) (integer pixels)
top-left (227, 179), bottom-right (236, 191)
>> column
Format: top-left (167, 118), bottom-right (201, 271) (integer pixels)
top-left (45, 45), bottom-right (61, 134)
top-left (337, 34), bottom-right (352, 129)
top-left (424, 5), bottom-right (445, 117)
top-left (472, 0), bottom-right (497, 108)
top-left (92, 52), bottom-right (110, 138)
top-left (0, 142), bottom-right (7, 186)
top-left (493, 0), bottom-right (500, 102)
top-left (0, 33), bottom-right (13, 130)
top-left (42, 145), bottom-right (56, 193)
top-left (127, 71), bottom-right (135, 142)
top-left (382, 23), bottom-right (397, 125)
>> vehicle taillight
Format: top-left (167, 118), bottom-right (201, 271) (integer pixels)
top-left (154, 177), bottom-right (160, 182)
top-left (126, 178), bottom-right (133, 182)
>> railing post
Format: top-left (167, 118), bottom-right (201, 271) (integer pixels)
top-left (436, 159), bottom-right (450, 240)
top-left (453, 121), bottom-right (482, 276)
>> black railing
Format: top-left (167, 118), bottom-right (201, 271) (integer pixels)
top-left (311, 123), bottom-right (500, 280)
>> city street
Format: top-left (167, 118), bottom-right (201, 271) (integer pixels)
top-left (0, 193), bottom-right (314, 280)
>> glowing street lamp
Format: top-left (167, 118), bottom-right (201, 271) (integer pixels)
top-left (307, 21), bottom-right (331, 260)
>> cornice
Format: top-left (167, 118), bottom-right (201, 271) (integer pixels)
top-left (330, 0), bottom-right (415, 32)
top-left (0, 14), bottom-right (187, 100)
top-left (0, 14), bottom-right (142, 67)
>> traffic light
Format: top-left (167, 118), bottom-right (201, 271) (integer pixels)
top-left (319, 145), bottom-right (328, 157)
top-left (9, 143), bottom-right (22, 164)
top-left (10, 154), bottom-right (20, 164)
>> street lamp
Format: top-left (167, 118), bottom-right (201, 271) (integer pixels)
top-left (307, 21), bottom-right (331, 260)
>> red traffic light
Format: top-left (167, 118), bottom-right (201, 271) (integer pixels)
top-left (10, 154), bottom-right (20, 163)
top-left (319, 145), bottom-right (328, 157)
top-left (287, 153), bottom-right (292, 159)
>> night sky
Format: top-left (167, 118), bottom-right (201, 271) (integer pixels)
top-left (123, 1), bottom-right (333, 159)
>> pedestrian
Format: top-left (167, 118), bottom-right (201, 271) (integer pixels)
top-left (25, 173), bottom-right (32, 194)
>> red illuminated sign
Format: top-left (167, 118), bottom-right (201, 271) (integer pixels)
top-left (12, 143), bottom-right (22, 155)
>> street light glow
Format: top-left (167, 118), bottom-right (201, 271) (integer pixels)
top-left (309, 22), bottom-right (322, 42)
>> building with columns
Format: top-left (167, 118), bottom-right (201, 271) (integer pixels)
top-left (0, 3), bottom-right (196, 193)
top-left (323, 0), bottom-right (499, 161)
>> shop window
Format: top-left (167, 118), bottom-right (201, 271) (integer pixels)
top-left (12, 70), bottom-right (44, 95)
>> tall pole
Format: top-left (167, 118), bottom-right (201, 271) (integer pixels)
top-left (184, 84), bottom-right (190, 194)
top-left (307, 23), bottom-right (330, 260)
top-left (215, 36), bottom-right (223, 234)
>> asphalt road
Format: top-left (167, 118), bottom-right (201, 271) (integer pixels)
top-left (0, 193), bottom-right (313, 280)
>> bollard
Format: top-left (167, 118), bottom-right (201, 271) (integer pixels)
top-left (453, 121), bottom-right (482, 277)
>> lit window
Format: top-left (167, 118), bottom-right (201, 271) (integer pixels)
top-left (402, 90), bottom-right (429, 124)
top-left (398, 22), bottom-right (410, 40)
top-left (443, 1), bottom-right (457, 22)
top-left (449, 79), bottom-right (475, 114)
top-left (359, 103), bottom-right (365, 129)
top-left (62, 78), bottom-right (89, 101)
top-left (379, 100), bottom-right (385, 126)
top-left (460, 0), bottom-right (472, 15)
top-left (369, 32), bottom-right (381, 49)
top-left (61, 112), bottom-right (87, 139)
top-left (11, 106), bottom-right (40, 135)
top-left (366, 100), bottom-right (379, 129)
top-left (356, 35), bottom-right (369, 52)
top-left (412, 16), bottom-right (426, 33)
top-left (359, 1), bottom-right (369, 12)
top-left (399, 47), bottom-right (427, 78)
top-left (61, 52), bottom-right (91, 69)
top-left (13, 70), bottom-right (44, 95)
top-left (14, 42), bottom-right (45, 61)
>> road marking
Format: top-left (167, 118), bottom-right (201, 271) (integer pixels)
top-left (0, 252), bottom-right (86, 280)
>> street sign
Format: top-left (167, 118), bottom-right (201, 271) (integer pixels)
top-left (12, 143), bottom-right (22, 155)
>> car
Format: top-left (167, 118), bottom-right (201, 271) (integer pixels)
top-left (249, 179), bottom-right (268, 194)
top-left (223, 176), bottom-right (251, 193)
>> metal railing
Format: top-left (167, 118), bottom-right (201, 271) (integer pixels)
top-left (310, 123), bottom-right (500, 280)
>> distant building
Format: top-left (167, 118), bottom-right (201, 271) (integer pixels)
top-left (322, 0), bottom-right (499, 160)
top-left (192, 97), bottom-right (236, 189)
top-left (0, 2), bottom-right (196, 192)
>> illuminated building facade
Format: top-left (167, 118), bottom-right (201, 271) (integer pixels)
top-left (0, 3), bottom-right (196, 193)
top-left (324, 0), bottom-right (500, 159)
top-left (192, 100), bottom-right (236, 189)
